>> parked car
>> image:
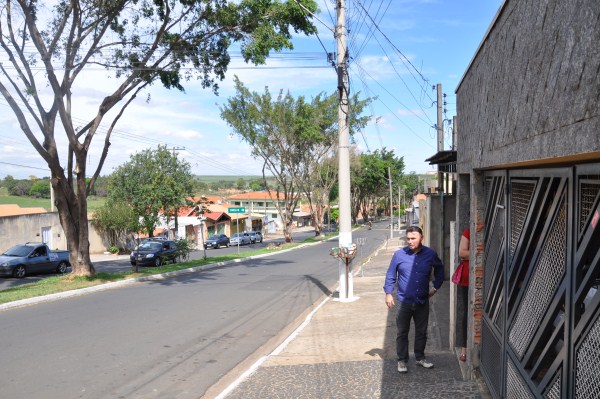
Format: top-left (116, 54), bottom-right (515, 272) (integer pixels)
top-left (230, 232), bottom-right (251, 246)
top-left (204, 234), bottom-right (230, 249)
top-left (247, 231), bottom-right (263, 243)
top-left (130, 239), bottom-right (178, 266)
top-left (0, 242), bottom-right (70, 278)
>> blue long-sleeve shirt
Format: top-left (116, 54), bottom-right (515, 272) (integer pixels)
top-left (384, 245), bottom-right (445, 304)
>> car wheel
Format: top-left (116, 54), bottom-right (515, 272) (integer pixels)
top-left (13, 265), bottom-right (26, 278)
top-left (56, 261), bottom-right (68, 274)
top-left (154, 257), bottom-right (162, 267)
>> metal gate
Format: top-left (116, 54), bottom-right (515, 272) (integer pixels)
top-left (480, 164), bottom-right (600, 399)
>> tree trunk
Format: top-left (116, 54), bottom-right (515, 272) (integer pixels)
top-left (51, 168), bottom-right (95, 277)
top-left (283, 219), bottom-right (293, 243)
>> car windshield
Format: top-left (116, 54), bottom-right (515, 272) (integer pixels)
top-left (138, 242), bottom-right (162, 251)
top-left (2, 245), bottom-right (33, 257)
top-left (233, 233), bottom-right (243, 238)
top-left (207, 235), bottom-right (220, 240)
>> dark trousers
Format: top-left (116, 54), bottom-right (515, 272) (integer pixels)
top-left (458, 285), bottom-right (469, 347)
top-left (396, 301), bottom-right (429, 362)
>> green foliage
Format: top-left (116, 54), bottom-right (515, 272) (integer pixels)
top-left (174, 239), bottom-right (195, 261)
top-left (108, 245), bottom-right (120, 254)
top-left (220, 78), bottom-right (371, 240)
top-left (92, 199), bottom-right (139, 248)
top-left (108, 145), bottom-right (194, 237)
top-left (330, 208), bottom-right (340, 222)
top-left (249, 179), bottom-right (266, 191)
top-left (28, 181), bottom-right (51, 198)
top-left (350, 148), bottom-right (405, 222)
top-left (1, 0), bottom-right (320, 276)
top-left (400, 171), bottom-right (420, 196)
top-left (236, 178), bottom-right (246, 190)
top-left (1, 175), bottom-right (16, 192)
top-left (8, 179), bottom-right (32, 196)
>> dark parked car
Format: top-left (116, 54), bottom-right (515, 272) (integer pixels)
top-left (204, 234), bottom-right (230, 249)
top-left (130, 240), bottom-right (178, 266)
top-left (247, 231), bottom-right (263, 244)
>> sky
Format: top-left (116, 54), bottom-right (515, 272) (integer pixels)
top-left (0, 0), bottom-right (504, 181)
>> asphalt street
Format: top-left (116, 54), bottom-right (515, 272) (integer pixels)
top-left (0, 229), bottom-right (321, 291)
top-left (0, 223), bottom-right (390, 399)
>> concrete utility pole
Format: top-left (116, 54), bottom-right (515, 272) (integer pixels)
top-left (388, 166), bottom-right (393, 239)
top-left (398, 186), bottom-right (401, 229)
top-left (336, 0), bottom-right (354, 301)
top-left (436, 84), bottom-right (444, 193)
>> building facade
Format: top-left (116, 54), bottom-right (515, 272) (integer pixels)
top-left (456, 1), bottom-right (600, 398)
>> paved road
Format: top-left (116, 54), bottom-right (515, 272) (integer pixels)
top-left (0, 223), bottom-right (390, 399)
top-left (0, 229), bottom-right (322, 291)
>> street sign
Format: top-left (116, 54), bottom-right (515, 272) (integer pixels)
top-left (228, 207), bottom-right (246, 213)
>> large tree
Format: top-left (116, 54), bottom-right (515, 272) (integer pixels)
top-left (220, 78), bottom-right (369, 242)
top-left (0, 0), bottom-right (318, 275)
top-left (109, 145), bottom-right (194, 239)
top-left (91, 199), bottom-right (139, 249)
top-left (351, 148), bottom-right (404, 224)
top-left (297, 94), bottom-right (370, 237)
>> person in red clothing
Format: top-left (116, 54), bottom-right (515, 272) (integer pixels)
top-left (456, 228), bottom-right (470, 361)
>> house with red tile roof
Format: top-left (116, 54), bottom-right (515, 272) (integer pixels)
top-left (227, 191), bottom-right (311, 232)
top-left (152, 196), bottom-right (250, 247)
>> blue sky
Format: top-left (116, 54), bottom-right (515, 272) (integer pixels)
top-left (0, 0), bottom-right (504, 180)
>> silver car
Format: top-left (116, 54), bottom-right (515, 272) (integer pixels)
top-left (247, 231), bottom-right (263, 243)
top-left (230, 232), bottom-right (251, 245)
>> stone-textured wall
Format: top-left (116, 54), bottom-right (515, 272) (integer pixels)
top-left (456, 0), bottom-right (600, 172)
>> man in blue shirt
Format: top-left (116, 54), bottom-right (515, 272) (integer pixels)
top-left (384, 226), bottom-right (444, 373)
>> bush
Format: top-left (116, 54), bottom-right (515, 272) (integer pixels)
top-left (108, 245), bottom-right (119, 254)
top-left (174, 239), bottom-right (194, 261)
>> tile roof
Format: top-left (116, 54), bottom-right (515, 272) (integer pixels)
top-left (0, 204), bottom-right (48, 217)
top-left (227, 191), bottom-right (286, 200)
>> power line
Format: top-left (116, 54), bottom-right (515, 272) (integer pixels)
top-left (351, 63), bottom-right (435, 149)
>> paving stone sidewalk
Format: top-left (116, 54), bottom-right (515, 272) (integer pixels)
top-left (217, 237), bottom-right (490, 399)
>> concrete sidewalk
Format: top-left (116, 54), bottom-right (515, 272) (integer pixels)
top-left (211, 236), bottom-right (490, 399)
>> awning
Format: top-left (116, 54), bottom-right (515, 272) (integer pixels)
top-left (293, 211), bottom-right (312, 218)
top-left (425, 150), bottom-right (456, 173)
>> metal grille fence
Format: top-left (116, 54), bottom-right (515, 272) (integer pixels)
top-left (575, 309), bottom-right (600, 398)
top-left (506, 357), bottom-right (534, 399)
top-left (481, 321), bottom-right (503, 398)
top-left (508, 201), bottom-right (566, 357)
top-left (480, 165), bottom-right (600, 399)
top-left (544, 374), bottom-right (561, 399)
top-left (578, 178), bottom-right (600, 236)
top-left (510, 181), bottom-right (535, 257)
